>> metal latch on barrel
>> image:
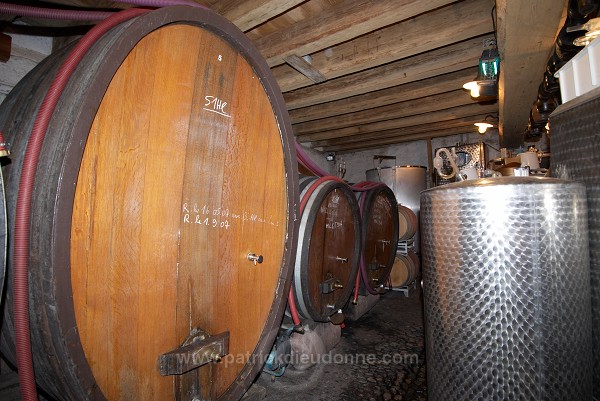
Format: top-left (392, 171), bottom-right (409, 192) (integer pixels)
top-left (320, 277), bottom-right (344, 294)
top-left (159, 329), bottom-right (229, 401)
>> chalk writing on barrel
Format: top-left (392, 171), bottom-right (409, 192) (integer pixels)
top-left (181, 202), bottom-right (280, 230)
top-left (203, 95), bottom-right (231, 118)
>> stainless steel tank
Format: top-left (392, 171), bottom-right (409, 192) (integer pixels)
top-left (420, 177), bottom-right (593, 401)
top-left (366, 166), bottom-right (427, 251)
top-left (550, 93), bottom-right (600, 400)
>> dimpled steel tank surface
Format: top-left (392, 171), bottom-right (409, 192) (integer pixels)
top-left (420, 177), bottom-right (593, 401)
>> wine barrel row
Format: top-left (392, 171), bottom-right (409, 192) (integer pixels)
top-left (391, 204), bottom-right (420, 289)
top-left (0, 6), bottom-right (299, 401)
top-left (289, 177), bottom-right (400, 321)
top-left (0, 6), bottom-right (402, 401)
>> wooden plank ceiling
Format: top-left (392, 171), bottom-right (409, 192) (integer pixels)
top-left (39, 0), bottom-right (566, 151)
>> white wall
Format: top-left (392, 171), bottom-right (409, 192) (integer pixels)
top-left (336, 130), bottom-right (501, 184)
top-left (0, 33), bottom-right (52, 104)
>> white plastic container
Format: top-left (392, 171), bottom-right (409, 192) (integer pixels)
top-left (518, 152), bottom-right (540, 169)
top-left (555, 35), bottom-right (600, 103)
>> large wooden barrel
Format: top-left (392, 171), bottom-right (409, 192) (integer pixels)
top-left (357, 186), bottom-right (399, 294)
top-left (0, 7), bottom-right (298, 401)
top-left (292, 176), bottom-right (361, 322)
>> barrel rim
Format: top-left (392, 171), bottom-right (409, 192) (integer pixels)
top-left (45, 6), bottom-right (298, 401)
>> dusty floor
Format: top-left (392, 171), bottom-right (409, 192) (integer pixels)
top-left (0, 287), bottom-right (426, 401)
top-left (255, 287), bottom-right (427, 401)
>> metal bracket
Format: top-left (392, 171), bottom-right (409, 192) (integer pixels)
top-left (320, 276), bottom-right (343, 294)
top-left (159, 329), bottom-right (230, 401)
top-left (368, 262), bottom-right (386, 271)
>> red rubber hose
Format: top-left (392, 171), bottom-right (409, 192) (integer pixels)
top-left (288, 289), bottom-right (301, 326)
top-left (120, 0), bottom-right (206, 8)
top-left (0, 2), bottom-right (113, 20)
top-left (351, 181), bottom-right (384, 191)
top-left (12, 8), bottom-right (149, 401)
top-left (295, 142), bottom-right (329, 177)
top-left (352, 189), bottom-right (368, 303)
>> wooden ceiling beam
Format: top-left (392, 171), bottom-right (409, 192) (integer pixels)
top-left (254, 0), bottom-right (458, 67)
top-left (293, 90), bottom-right (475, 135)
top-left (496, 0), bottom-right (565, 147)
top-left (283, 35), bottom-right (493, 109)
top-left (272, 0), bottom-right (493, 90)
top-left (319, 126), bottom-right (482, 152)
top-left (43, 0), bottom-right (303, 31)
top-left (311, 115), bottom-right (492, 148)
top-left (283, 54), bottom-right (327, 83)
top-left (289, 68), bottom-right (477, 124)
top-left (212, 0), bottom-right (306, 32)
top-left (296, 102), bottom-right (498, 142)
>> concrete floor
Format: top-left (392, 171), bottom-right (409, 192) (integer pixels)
top-left (255, 287), bottom-right (427, 401)
top-left (0, 287), bottom-right (426, 401)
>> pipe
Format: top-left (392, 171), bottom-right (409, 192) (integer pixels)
top-left (295, 142), bottom-right (329, 177)
top-left (0, 0), bottom-right (208, 23)
top-left (287, 289), bottom-right (301, 326)
top-left (433, 148), bottom-right (459, 181)
top-left (294, 142), bottom-right (387, 193)
top-left (352, 189), bottom-right (368, 303)
top-left (119, 0), bottom-right (206, 8)
top-left (351, 181), bottom-right (384, 192)
top-left (12, 8), bottom-right (149, 401)
top-left (0, 2), bottom-right (113, 20)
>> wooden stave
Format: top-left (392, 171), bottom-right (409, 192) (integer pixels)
top-left (407, 249), bottom-right (421, 279)
top-left (397, 204), bottom-right (418, 241)
top-left (390, 251), bottom-right (420, 288)
top-left (0, 7), bottom-right (298, 401)
top-left (294, 177), bottom-right (361, 322)
top-left (390, 254), bottom-right (413, 288)
top-left (0, 42), bottom-right (83, 399)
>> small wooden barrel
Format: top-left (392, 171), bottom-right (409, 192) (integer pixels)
top-left (0, 7), bottom-right (298, 401)
top-left (357, 185), bottom-right (399, 294)
top-left (390, 251), bottom-right (420, 288)
top-left (292, 176), bottom-right (361, 322)
top-left (397, 204), bottom-right (418, 241)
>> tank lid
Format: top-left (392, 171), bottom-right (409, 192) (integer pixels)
top-left (422, 176), bottom-right (582, 193)
top-left (366, 165), bottom-right (427, 173)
